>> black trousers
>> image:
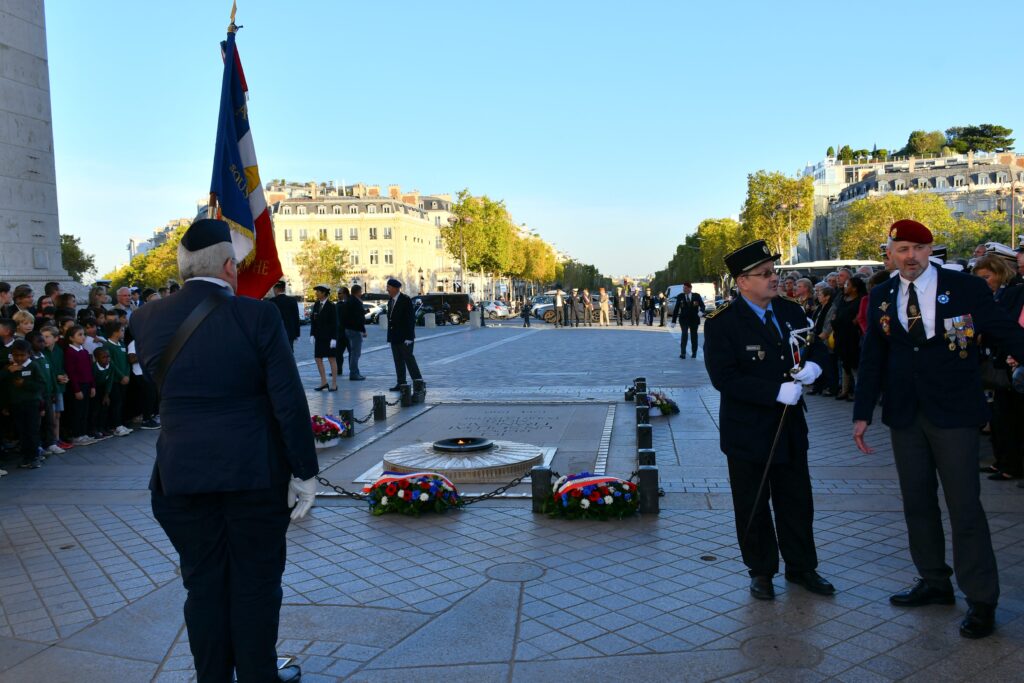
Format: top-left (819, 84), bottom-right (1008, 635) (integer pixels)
top-left (681, 322), bottom-right (699, 356)
top-left (890, 411), bottom-right (999, 605)
top-left (152, 485), bottom-right (290, 683)
top-left (12, 400), bottom-right (41, 465)
top-left (990, 388), bottom-right (1024, 478)
top-left (105, 382), bottom-right (126, 430)
top-left (390, 341), bottom-right (422, 384)
top-left (727, 451), bottom-right (817, 577)
top-left (66, 383), bottom-right (91, 438)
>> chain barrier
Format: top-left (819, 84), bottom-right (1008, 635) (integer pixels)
top-left (351, 408), bottom-right (374, 425)
top-left (385, 397), bottom-right (401, 407)
top-left (316, 476), bottom-right (368, 500)
top-left (461, 472), bottom-right (532, 505)
top-left (628, 470), bottom-right (639, 483)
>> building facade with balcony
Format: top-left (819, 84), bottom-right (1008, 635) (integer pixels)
top-left (266, 182), bottom-right (462, 296)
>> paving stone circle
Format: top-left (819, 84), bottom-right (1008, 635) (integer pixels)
top-left (485, 562), bottom-right (546, 582)
top-left (739, 635), bottom-right (823, 669)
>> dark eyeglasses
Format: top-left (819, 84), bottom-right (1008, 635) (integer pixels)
top-left (741, 270), bottom-right (777, 280)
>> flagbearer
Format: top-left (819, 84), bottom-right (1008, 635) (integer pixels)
top-left (853, 219), bottom-right (1024, 639)
top-left (703, 240), bottom-right (834, 601)
top-left (132, 219), bottom-right (317, 683)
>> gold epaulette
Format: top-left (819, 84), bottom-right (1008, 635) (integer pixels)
top-left (704, 301), bottom-right (730, 319)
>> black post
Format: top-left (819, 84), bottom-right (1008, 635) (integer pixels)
top-left (625, 386), bottom-right (635, 402)
top-left (638, 466), bottom-right (660, 515)
top-left (636, 405), bottom-right (649, 425)
top-left (400, 383), bottom-right (412, 407)
top-left (634, 391), bottom-right (648, 407)
top-left (530, 466), bottom-right (552, 513)
top-left (373, 394), bottom-right (386, 422)
top-left (634, 377), bottom-right (647, 393)
top-left (636, 423), bottom-right (652, 451)
top-left (638, 448), bottom-right (656, 466)
top-left (339, 409), bottom-right (355, 438)
top-left (413, 378), bottom-right (426, 404)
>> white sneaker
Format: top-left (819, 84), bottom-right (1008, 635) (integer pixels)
top-left (46, 444), bottom-right (65, 455)
top-left (72, 436), bottom-right (95, 446)
top-left (113, 426), bottom-right (132, 437)
top-left (0, 469), bottom-right (7, 477)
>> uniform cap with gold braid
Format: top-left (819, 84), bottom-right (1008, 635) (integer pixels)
top-left (723, 240), bottom-right (780, 278)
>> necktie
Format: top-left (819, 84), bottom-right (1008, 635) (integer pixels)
top-left (907, 283), bottom-right (926, 343)
top-left (764, 310), bottom-right (782, 343)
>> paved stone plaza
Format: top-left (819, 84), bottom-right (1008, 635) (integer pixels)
top-left (2, 321), bottom-right (1024, 682)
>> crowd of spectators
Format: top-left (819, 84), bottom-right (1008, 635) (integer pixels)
top-left (770, 239), bottom-right (1024, 482)
top-left (0, 281), bottom-right (164, 475)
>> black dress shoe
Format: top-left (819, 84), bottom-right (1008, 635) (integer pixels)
top-left (749, 575), bottom-right (775, 600)
top-left (785, 570), bottom-right (836, 596)
top-left (691, 353), bottom-right (697, 358)
top-left (679, 354), bottom-right (686, 359)
top-left (388, 385), bottom-right (402, 392)
top-left (889, 578), bottom-right (955, 606)
top-left (959, 603), bottom-right (996, 639)
top-left (278, 664), bottom-right (302, 682)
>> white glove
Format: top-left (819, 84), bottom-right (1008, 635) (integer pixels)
top-left (308, 336), bottom-right (315, 345)
top-left (287, 477), bottom-right (317, 520)
top-left (404, 340), bottom-right (413, 346)
top-left (670, 322), bottom-right (676, 329)
top-left (329, 339), bottom-right (337, 349)
top-left (790, 361), bottom-right (822, 384)
top-left (776, 381), bottom-right (802, 405)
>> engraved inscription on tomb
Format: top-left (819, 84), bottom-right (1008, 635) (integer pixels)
top-left (444, 408), bottom-right (555, 438)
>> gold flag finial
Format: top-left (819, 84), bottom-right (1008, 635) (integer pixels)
top-left (228, 1), bottom-right (238, 33)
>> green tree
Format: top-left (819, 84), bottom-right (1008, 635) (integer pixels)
top-left (946, 124), bottom-right (1015, 153)
top-left (899, 130), bottom-right (946, 156)
top-left (826, 146), bottom-right (835, 157)
top-left (696, 217), bottom-right (747, 290)
top-left (837, 145), bottom-right (854, 162)
top-left (104, 224), bottom-right (188, 289)
top-left (739, 171), bottom-right (814, 263)
top-left (836, 193), bottom-right (958, 259)
top-left (60, 233), bottom-right (96, 282)
top-left (293, 238), bottom-right (348, 299)
top-left (651, 233), bottom-right (704, 293)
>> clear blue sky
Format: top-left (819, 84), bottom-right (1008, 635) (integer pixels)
top-left (45, 0), bottom-right (1024, 278)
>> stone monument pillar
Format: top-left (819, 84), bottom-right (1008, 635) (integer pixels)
top-left (0, 0), bottom-right (81, 293)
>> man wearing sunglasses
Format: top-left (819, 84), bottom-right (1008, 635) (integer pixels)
top-left (703, 239), bottom-right (832, 601)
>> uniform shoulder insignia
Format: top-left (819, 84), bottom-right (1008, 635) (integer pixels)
top-left (780, 295), bottom-right (800, 304)
top-left (704, 301), bottom-right (730, 319)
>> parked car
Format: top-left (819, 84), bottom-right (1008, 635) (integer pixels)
top-left (535, 293), bottom-right (603, 324)
top-left (479, 300), bottom-right (510, 319)
top-left (410, 293), bottom-right (475, 325)
top-left (363, 301), bottom-right (385, 323)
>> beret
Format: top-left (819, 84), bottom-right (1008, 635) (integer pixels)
top-left (386, 278), bottom-right (402, 288)
top-left (313, 284), bottom-right (330, 293)
top-left (888, 219), bottom-right (932, 244)
top-left (181, 219), bottom-right (232, 252)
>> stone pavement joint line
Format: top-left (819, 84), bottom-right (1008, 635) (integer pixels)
top-left (1, 325), bottom-right (1023, 681)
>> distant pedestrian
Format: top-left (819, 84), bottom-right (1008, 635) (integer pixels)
top-left (521, 299), bottom-right (532, 327)
top-left (309, 285), bottom-right (338, 391)
top-left (553, 289), bottom-right (564, 328)
top-left (268, 280), bottom-right (300, 351)
top-left (341, 284), bottom-right (367, 380)
top-left (598, 287), bottom-right (610, 326)
top-left (614, 287), bottom-right (625, 325)
top-left (582, 289), bottom-right (593, 327)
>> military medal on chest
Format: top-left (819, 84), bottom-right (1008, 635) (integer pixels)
top-left (949, 314), bottom-right (975, 359)
top-left (878, 301), bottom-right (891, 336)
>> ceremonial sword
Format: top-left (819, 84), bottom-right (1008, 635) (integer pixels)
top-left (740, 324), bottom-right (815, 547)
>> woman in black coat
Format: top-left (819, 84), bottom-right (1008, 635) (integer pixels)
top-left (832, 277), bottom-right (866, 401)
top-left (309, 285), bottom-right (338, 391)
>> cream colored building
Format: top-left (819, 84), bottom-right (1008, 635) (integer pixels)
top-left (268, 182), bottom-right (462, 296)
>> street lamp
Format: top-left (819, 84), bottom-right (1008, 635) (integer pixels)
top-left (776, 202), bottom-right (804, 265)
top-left (447, 215), bottom-right (471, 292)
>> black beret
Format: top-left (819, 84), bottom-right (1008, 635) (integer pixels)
top-left (387, 278), bottom-right (402, 289)
top-left (181, 219), bottom-right (232, 252)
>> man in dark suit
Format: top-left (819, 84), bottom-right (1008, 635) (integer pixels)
top-left (704, 240), bottom-right (834, 601)
top-left (385, 277), bottom-right (422, 391)
top-left (671, 282), bottom-right (706, 359)
top-left (340, 284), bottom-right (367, 380)
top-left (130, 219), bottom-right (318, 682)
top-left (854, 219), bottom-right (1024, 639)
top-left (268, 281), bottom-right (300, 351)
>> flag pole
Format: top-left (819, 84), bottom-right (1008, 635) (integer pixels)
top-left (209, 1), bottom-right (237, 221)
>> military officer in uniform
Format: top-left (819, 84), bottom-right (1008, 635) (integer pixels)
top-left (385, 278), bottom-right (423, 390)
top-left (704, 240), bottom-right (834, 601)
top-left (853, 219), bottom-right (1024, 639)
top-left (131, 219), bottom-right (318, 682)
top-left (671, 282), bottom-right (706, 359)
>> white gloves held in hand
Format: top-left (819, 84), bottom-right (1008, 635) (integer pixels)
top-left (790, 361), bottom-right (822, 384)
top-left (776, 381), bottom-right (803, 405)
top-left (288, 477), bottom-right (317, 520)
top-left (329, 339), bottom-right (337, 349)
top-left (309, 336), bottom-right (315, 345)
top-left (404, 340), bottom-right (413, 346)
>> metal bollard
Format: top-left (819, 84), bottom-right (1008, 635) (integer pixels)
top-left (634, 377), bottom-right (647, 393)
top-left (636, 405), bottom-right (649, 425)
top-left (373, 394), bottom-right (387, 422)
top-left (531, 466), bottom-right (552, 513)
top-left (339, 409), bottom-right (355, 438)
top-left (399, 383), bottom-right (412, 407)
top-left (634, 390), bottom-right (647, 407)
top-left (637, 423), bottom-right (652, 451)
top-left (638, 448), bottom-right (656, 467)
top-left (413, 378), bottom-right (426, 404)
top-left (637, 466), bottom-right (660, 515)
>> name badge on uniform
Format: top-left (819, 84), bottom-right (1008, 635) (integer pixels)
top-left (746, 344), bottom-right (765, 361)
top-left (20, 370), bottom-right (31, 377)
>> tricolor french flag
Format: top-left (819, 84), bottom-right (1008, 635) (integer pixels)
top-left (209, 28), bottom-right (282, 299)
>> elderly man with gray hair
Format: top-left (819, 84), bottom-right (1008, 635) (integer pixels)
top-left (130, 219), bottom-right (318, 683)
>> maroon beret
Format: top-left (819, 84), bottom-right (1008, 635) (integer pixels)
top-left (888, 219), bottom-right (933, 244)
